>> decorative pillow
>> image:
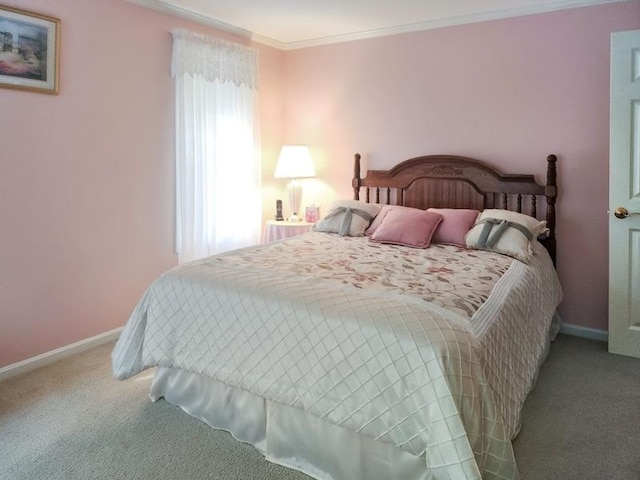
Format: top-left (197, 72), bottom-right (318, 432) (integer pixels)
top-left (464, 209), bottom-right (548, 263)
top-left (313, 200), bottom-right (381, 237)
top-left (366, 205), bottom-right (423, 236)
top-left (427, 208), bottom-right (480, 246)
top-left (369, 208), bottom-right (443, 248)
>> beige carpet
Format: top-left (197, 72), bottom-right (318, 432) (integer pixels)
top-left (1, 334), bottom-right (639, 479)
top-left (0, 342), bottom-right (310, 480)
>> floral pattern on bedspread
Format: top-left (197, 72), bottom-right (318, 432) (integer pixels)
top-left (213, 231), bottom-right (513, 320)
top-left (113, 228), bottom-right (561, 480)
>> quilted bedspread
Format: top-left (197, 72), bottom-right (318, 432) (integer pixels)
top-left (112, 232), bottom-right (562, 480)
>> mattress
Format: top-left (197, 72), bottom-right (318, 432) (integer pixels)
top-left (112, 232), bottom-right (562, 480)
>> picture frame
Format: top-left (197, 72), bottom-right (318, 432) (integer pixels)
top-left (0, 4), bottom-right (60, 94)
top-left (305, 205), bottom-right (320, 223)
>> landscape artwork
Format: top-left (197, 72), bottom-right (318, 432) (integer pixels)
top-left (0, 5), bottom-right (59, 94)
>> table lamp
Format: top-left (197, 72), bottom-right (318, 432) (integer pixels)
top-left (274, 145), bottom-right (316, 221)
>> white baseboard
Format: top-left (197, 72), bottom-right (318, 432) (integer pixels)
top-left (0, 327), bottom-right (123, 382)
top-left (559, 322), bottom-right (608, 342)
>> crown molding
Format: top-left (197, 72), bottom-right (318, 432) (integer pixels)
top-left (128, 0), bottom-right (628, 51)
top-left (280, 0), bottom-right (628, 50)
top-left (126, 0), bottom-right (286, 49)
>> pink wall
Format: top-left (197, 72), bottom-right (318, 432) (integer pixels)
top-left (0, 0), bottom-right (284, 367)
top-left (2, 1), bottom-right (638, 368)
top-left (282, 1), bottom-right (640, 333)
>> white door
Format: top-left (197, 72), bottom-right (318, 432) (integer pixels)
top-left (609, 29), bottom-right (640, 358)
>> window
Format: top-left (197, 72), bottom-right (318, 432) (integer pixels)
top-left (171, 30), bottom-right (261, 264)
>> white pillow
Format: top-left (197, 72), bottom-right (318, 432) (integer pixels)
top-left (464, 209), bottom-right (548, 263)
top-left (313, 200), bottom-right (381, 237)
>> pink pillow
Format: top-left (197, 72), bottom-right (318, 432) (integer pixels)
top-left (427, 208), bottom-right (480, 246)
top-left (366, 205), bottom-right (423, 236)
top-left (369, 209), bottom-right (443, 248)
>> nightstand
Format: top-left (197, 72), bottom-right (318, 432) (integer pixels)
top-left (263, 220), bottom-right (314, 243)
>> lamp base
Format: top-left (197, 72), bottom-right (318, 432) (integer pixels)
top-left (287, 179), bottom-right (303, 222)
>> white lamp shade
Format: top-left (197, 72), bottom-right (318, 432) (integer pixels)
top-left (274, 145), bottom-right (316, 179)
top-left (274, 145), bottom-right (315, 221)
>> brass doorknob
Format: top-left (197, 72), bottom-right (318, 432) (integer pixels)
top-left (615, 206), bottom-right (630, 219)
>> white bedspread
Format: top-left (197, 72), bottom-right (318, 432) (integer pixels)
top-left (112, 233), bottom-right (562, 480)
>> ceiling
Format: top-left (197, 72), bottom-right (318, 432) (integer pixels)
top-left (129, 0), bottom-right (624, 50)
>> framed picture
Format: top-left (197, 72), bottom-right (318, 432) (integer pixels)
top-left (0, 4), bottom-right (60, 94)
top-left (305, 205), bottom-right (320, 223)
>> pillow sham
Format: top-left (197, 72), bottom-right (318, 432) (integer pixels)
top-left (369, 208), bottom-right (443, 248)
top-left (365, 204), bottom-right (423, 236)
top-left (464, 209), bottom-right (548, 263)
top-left (427, 208), bottom-right (480, 246)
top-left (313, 200), bottom-right (381, 237)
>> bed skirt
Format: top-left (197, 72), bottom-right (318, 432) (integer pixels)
top-left (149, 313), bottom-right (561, 480)
top-left (150, 367), bottom-right (430, 480)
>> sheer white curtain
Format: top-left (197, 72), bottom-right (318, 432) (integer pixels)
top-left (171, 29), bottom-right (261, 264)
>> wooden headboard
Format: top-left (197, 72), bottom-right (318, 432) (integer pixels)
top-left (352, 153), bottom-right (558, 264)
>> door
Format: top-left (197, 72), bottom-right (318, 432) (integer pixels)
top-left (609, 29), bottom-right (640, 358)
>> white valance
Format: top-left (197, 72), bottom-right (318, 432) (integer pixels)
top-left (170, 29), bottom-right (258, 90)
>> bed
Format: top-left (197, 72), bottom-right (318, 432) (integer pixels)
top-left (112, 153), bottom-right (562, 480)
